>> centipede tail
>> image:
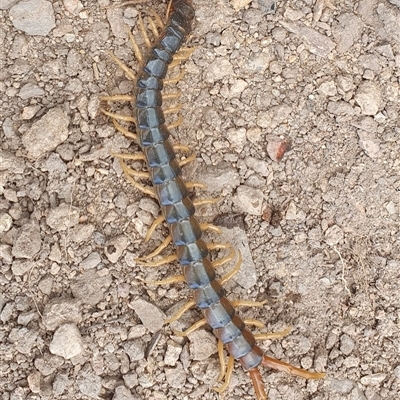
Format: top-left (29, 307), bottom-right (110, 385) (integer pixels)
top-left (103, 1), bottom-right (326, 398)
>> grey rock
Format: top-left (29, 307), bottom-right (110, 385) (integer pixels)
top-left (81, 252), bottom-right (101, 270)
top-left (1, 302), bottom-right (14, 323)
top-left (0, 0), bottom-right (19, 10)
top-left (52, 373), bottom-right (70, 395)
top-left (330, 378), bottom-right (355, 394)
top-left (8, 327), bottom-right (39, 354)
top-left (360, 373), bottom-right (387, 386)
top-left (49, 323), bottom-right (83, 359)
top-left (280, 21), bottom-right (335, 57)
top-left (46, 203), bottom-right (79, 232)
top-left (18, 83), bottom-right (45, 99)
top-left (0, 149), bottom-right (25, 173)
top-left (165, 363), bottom-right (186, 388)
top-left (357, 130), bottom-right (380, 159)
top-left (23, 108), bottom-right (69, 159)
top-left (123, 340), bottom-right (145, 362)
top-left (324, 225), bottom-right (344, 246)
top-left (43, 153), bottom-right (67, 175)
top-left (34, 353), bottom-right (64, 375)
top-left (340, 334), bottom-right (355, 355)
top-left (77, 368), bottom-right (102, 398)
top-left (12, 220), bottom-right (41, 259)
top-left (0, 244), bottom-right (12, 264)
top-left (10, 0), bottom-right (55, 36)
top-left (104, 235), bottom-right (129, 263)
top-left (112, 385), bottom-right (137, 400)
top-left (234, 185), bottom-right (264, 215)
top-left (130, 299), bottom-right (165, 333)
top-left (70, 270), bottom-right (112, 306)
top-left (164, 341), bottom-right (182, 366)
top-left (355, 81), bottom-right (382, 116)
top-left (11, 260), bottom-right (33, 276)
top-left (27, 371), bottom-right (41, 393)
top-left (188, 330), bottom-right (217, 360)
top-left (0, 212), bottom-right (13, 233)
top-left (70, 224), bottom-right (95, 243)
top-left (332, 13), bottom-right (363, 53)
top-left (42, 297), bottom-right (82, 331)
top-left (38, 275), bottom-right (54, 295)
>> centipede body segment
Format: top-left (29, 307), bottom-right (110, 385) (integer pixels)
top-left (102, 1), bottom-right (326, 398)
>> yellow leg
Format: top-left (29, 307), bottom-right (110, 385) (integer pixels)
top-left (135, 254), bottom-right (177, 267)
top-left (164, 71), bottom-right (185, 84)
top-left (243, 319), bottom-right (265, 329)
top-left (147, 13), bottom-right (160, 37)
top-left (213, 355), bottom-right (235, 393)
top-left (149, 8), bottom-right (165, 30)
top-left (173, 318), bottom-right (207, 337)
top-left (167, 115), bottom-right (184, 130)
top-left (165, 299), bottom-right (196, 323)
top-left (126, 26), bottom-right (143, 63)
top-left (100, 108), bottom-right (136, 123)
top-left (145, 215), bottom-right (165, 242)
top-left (169, 47), bottom-right (196, 68)
top-left (107, 51), bottom-right (137, 81)
top-left (193, 197), bottom-right (222, 207)
top-left (262, 355), bottom-right (326, 379)
top-left (254, 326), bottom-right (292, 341)
top-left (186, 182), bottom-right (207, 190)
top-left (178, 153), bottom-right (196, 167)
top-left (219, 251), bottom-right (242, 285)
top-left (139, 274), bottom-right (185, 285)
top-left (124, 173), bottom-right (156, 198)
top-left (200, 223), bottom-right (222, 235)
top-left (210, 246), bottom-right (235, 268)
top-left (163, 91), bottom-right (181, 100)
top-left (113, 153), bottom-right (145, 161)
top-left (216, 340), bottom-right (226, 382)
top-left (164, 103), bottom-right (182, 114)
top-left (138, 235), bottom-right (172, 259)
top-left (100, 94), bottom-right (135, 102)
top-left (112, 118), bottom-right (138, 141)
top-left (231, 300), bottom-right (268, 308)
top-left (138, 14), bottom-right (152, 48)
top-left (122, 163), bottom-right (150, 179)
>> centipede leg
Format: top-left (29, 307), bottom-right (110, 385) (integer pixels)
top-left (122, 163), bottom-right (150, 179)
top-left (139, 274), bottom-right (185, 285)
top-left (100, 94), bottom-right (135, 102)
top-left (138, 235), bottom-right (172, 260)
top-left (216, 340), bottom-right (226, 382)
top-left (254, 326), bottom-right (292, 341)
top-left (137, 14), bottom-right (152, 48)
top-left (262, 355), bottom-right (326, 380)
top-left (111, 118), bottom-right (138, 141)
top-left (135, 254), bottom-right (177, 267)
top-left (163, 103), bottom-right (182, 114)
top-left (107, 51), bottom-right (137, 81)
top-left (167, 115), bottom-right (184, 130)
top-left (149, 8), bottom-right (165, 30)
top-left (213, 354), bottom-right (235, 393)
top-left (124, 174), bottom-right (156, 197)
top-left (164, 71), bottom-right (185, 85)
top-left (126, 26), bottom-right (143, 63)
top-left (193, 197), bottom-right (222, 207)
top-left (219, 251), bottom-right (242, 285)
top-left (249, 368), bottom-right (267, 400)
top-left (173, 317), bottom-right (207, 336)
top-left (186, 181), bottom-right (207, 190)
top-left (243, 319), bottom-right (265, 329)
top-left (100, 108), bottom-right (136, 123)
top-left (199, 223), bottom-right (222, 235)
top-left (163, 91), bottom-right (181, 100)
top-left (165, 299), bottom-right (196, 323)
top-left (231, 300), bottom-right (268, 308)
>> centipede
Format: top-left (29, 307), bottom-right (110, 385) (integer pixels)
top-left (101, 1), bottom-right (326, 398)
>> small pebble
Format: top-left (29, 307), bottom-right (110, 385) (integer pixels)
top-left (49, 323), bottom-right (83, 359)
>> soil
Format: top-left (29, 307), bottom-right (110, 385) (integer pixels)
top-left (0, 1), bottom-right (399, 400)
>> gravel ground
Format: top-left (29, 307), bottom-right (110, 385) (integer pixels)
top-left (1, 0), bottom-right (399, 399)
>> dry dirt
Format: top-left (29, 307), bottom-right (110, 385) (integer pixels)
top-left (0, 1), bottom-right (399, 400)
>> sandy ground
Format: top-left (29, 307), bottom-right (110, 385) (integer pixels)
top-left (1, 0), bottom-right (399, 399)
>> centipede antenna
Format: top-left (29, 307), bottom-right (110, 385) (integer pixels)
top-left (126, 25), bottom-right (143, 63)
top-left (149, 8), bottom-right (165, 30)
